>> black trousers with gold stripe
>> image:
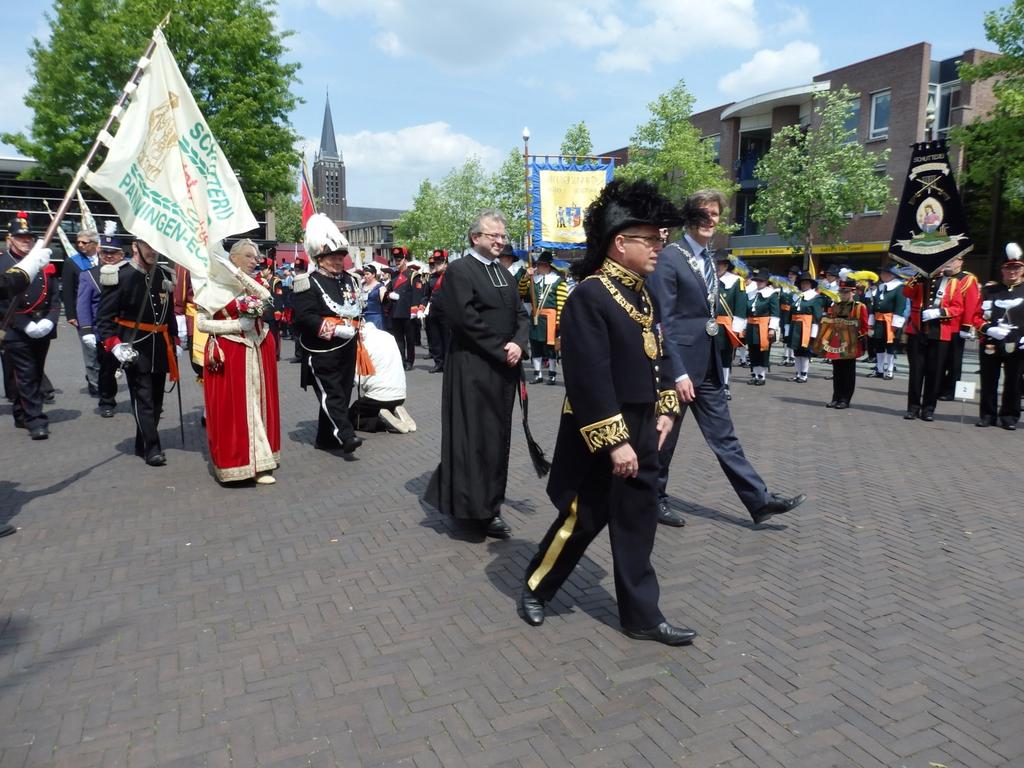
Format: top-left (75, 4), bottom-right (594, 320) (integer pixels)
top-left (524, 404), bottom-right (664, 632)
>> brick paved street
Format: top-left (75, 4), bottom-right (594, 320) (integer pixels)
top-left (0, 325), bottom-right (1020, 768)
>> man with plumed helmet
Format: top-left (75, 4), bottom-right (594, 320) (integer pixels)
top-left (0, 212), bottom-right (61, 440)
top-left (971, 242), bottom-right (1024, 429)
top-left (78, 233), bottom-right (129, 418)
top-left (519, 179), bottom-right (696, 645)
top-left (291, 213), bottom-right (364, 454)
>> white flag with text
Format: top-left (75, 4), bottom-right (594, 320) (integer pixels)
top-left (86, 28), bottom-right (257, 284)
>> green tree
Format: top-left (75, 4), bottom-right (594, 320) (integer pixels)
top-left (560, 121), bottom-right (593, 162)
top-left (751, 86), bottom-right (894, 268)
top-left (616, 79), bottom-right (735, 206)
top-left (490, 148), bottom-right (528, 247)
top-left (394, 179), bottom-right (445, 258)
top-left (3, 0), bottom-right (301, 212)
top-left (952, 0), bottom-right (1024, 263)
top-left (269, 191), bottom-right (302, 243)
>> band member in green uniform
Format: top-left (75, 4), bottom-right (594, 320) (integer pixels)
top-left (523, 251), bottom-right (569, 384)
top-left (867, 264), bottom-right (907, 380)
top-left (786, 272), bottom-right (825, 383)
top-left (745, 268), bottom-right (779, 386)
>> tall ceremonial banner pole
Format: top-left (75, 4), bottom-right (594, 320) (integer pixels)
top-left (522, 127), bottom-right (539, 316)
top-left (38, 13), bottom-right (172, 249)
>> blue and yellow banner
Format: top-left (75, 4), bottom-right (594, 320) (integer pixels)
top-left (530, 158), bottom-right (614, 249)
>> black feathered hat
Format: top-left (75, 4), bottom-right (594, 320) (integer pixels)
top-left (535, 250), bottom-right (554, 265)
top-left (576, 180), bottom-right (683, 279)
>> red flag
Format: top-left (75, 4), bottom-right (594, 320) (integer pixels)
top-left (300, 161), bottom-right (316, 227)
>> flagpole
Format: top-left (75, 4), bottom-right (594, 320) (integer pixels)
top-left (38, 12), bottom-right (172, 249)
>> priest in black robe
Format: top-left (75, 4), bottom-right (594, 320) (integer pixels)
top-left (425, 209), bottom-right (529, 538)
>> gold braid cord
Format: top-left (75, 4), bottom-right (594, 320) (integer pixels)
top-left (600, 259), bottom-right (645, 291)
top-left (579, 413), bottom-right (630, 453)
top-left (658, 389), bottom-right (681, 416)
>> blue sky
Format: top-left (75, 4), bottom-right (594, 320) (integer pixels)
top-left (1, 1), bottom-right (997, 209)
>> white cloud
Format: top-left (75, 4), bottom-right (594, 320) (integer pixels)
top-left (769, 3), bottom-right (810, 38)
top-left (717, 41), bottom-right (822, 96)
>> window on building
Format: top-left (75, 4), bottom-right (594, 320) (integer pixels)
top-left (938, 83), bottom-right (961, 136)
top-left (843, 98), bottom-right (861, 141)
top-left (869, 90), bottom-right (891, 140)
top-left (863, 163), bottom-right (888, 215)
top-left (706, 133), bottom-right (721, 165)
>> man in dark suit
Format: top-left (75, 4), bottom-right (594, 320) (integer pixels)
top-left (647, 189), bottom-right (805, 528)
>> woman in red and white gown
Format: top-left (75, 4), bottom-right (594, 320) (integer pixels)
top-left (197, 239), bottom-right (281, 484)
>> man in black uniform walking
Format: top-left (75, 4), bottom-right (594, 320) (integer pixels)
top-left (96, 237), bottom-right (178, 466)
top-left (0, 213), bottom-right (61, 440)
top-left (972, 242), bottom-right (1024, 430)
top-left (291, 214), bottom-right (364, 454)
top-left (519, 180), bottom-right (696, 646)
top-left (386, 246), bottom-right (424, 370)
top-left (424, 249), bottom-right (449, 373)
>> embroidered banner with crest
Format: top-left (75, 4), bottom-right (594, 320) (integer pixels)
top-left (530, 158), bottom-right (614, 249)
top-left (887, 139), bottom-right (973, 277)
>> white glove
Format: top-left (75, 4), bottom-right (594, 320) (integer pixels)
top-left (986, 325), bottom-right (1011, 341)
top-left (81, 333), bottom-right (97, 350)
top-left (112, 343), bottom-right (137, 363)
top-left (959, 329), bottom-right (974, 340)
top-left (867, 314), bottom-right (875, 326)
top-left (783, 324), bottom-right (790, 337)
top-left (423, 303), bottom-right (431, 317)
top-left (237, 317), bottom-right (256, 333)
top-left (176, 315), bottom-right (188, 340)
top-left (388, 292), bottom-right (400, 301)
top-left (810, 324), bottom-right (819, 338)
top-left (921, 307), bottom-right (942, 322)
top-left (16, 241), bottom-right (52, 282)
top-left (334, 323), bottom-right (356, 340)
top-left (23, 319), bottom-right (54, 338)
top-left (892, 315), bottom-right (906, 329)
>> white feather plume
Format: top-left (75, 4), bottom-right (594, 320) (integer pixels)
top-left (304, 213), bottom-right (348, 261)
top-left (103, 219), bottom-right (117, 236)
top-left (1006, 242), bottom-right (1022, 261)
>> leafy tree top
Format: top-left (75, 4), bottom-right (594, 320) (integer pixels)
top-left (3, 0), bottom-right (302, 212)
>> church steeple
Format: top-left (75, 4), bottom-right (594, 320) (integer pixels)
top-left (318, 91), bottom-right (341, 161)
top-left (312, 90), bottom-right (346, 221)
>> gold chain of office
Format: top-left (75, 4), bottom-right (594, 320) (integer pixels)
top-left (591, 273), bottom-right (660, 360)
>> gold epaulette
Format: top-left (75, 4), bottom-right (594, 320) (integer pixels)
top-left (657, 389), bottom-right (681, 417)
top-left (579, 413), bottom-right (629, 453)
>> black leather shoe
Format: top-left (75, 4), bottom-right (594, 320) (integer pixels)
top-left (623, 622), bottom-right (697, 646)
top-left (834, 401), bottom-right (849, 410)
top-left (920, 409), bottom-right (935, 422)
top-left (752, 492), bottom-right (806, 525)
top-left (826, 400), bottom-right (837, 408)
top-left (146, 452), bottom-right (166, 467)
top-left (904, 408), bottom-right (919, 420)
top-left (341, 436), bottom-right (363, 454)
top-left (0, 522), bottom-right (15, 537)
top-left (976, 417), bottom-right (994, 428)
top-left (938, 394), bottom-right (954, 402)
top-left (657, 501), bottom-right (686, 527)
top-left (428, 365), bottom-right (443, 374)
top-left (485, 515), bottom-right (512, 539)
top-left (42, 392), bottom-right (55, 404)
top-left (1002, 421), bottom-right (1018, 431)
top-left (29, 426), bottom-right (49, 440)
top-left (519, 587), bottom-right (545, 626)
top-left (755, 378), bottom-right (766, 386)
top-left (100, 407), bottom-right (115, 418)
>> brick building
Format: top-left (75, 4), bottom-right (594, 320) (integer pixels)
top-left (610, 42), bottom-right (997, 273)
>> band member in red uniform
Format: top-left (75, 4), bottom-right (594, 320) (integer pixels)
top-left (902, 264), bottom-right (964, 421)
top-left (816, 279), bottom-right (870, 409)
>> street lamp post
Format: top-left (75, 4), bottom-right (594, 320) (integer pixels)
top-left (522, 126), bottom-right (531, 252)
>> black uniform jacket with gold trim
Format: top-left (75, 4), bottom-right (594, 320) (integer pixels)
top-left (558, 267), bottom-right (679, 449)
top-left (291, 270), bottom-right (362, 354)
